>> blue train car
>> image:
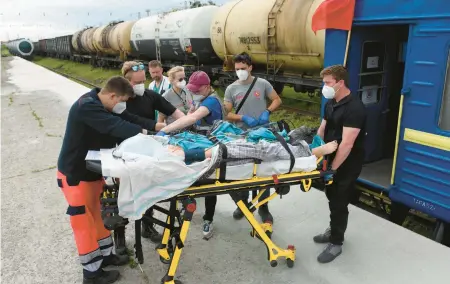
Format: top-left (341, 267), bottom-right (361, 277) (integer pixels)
top-left (322, 0), bottom-right (450, 243)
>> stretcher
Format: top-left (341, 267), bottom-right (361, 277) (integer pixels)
top-left (86, 154), bottom-right (334, 284)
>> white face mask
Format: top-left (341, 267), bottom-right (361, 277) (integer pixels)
top-left (176, 80), bottom-right (186, 89)
top-left (322, 84), bottom-right (341, 100)
top-left (133, 83), bottom-right (145, 96)
top-left (236, 70), bottom-right (249, 81)
top-left (112, 102), bottom-right (126, 114)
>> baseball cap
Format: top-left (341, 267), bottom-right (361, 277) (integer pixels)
top-left (186, 71), bottom-right (211, 93)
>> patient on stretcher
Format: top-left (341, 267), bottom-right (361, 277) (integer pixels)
top-left (166, 139), bottom-right (338, 163)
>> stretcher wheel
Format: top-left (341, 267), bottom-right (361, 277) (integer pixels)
top-left (286, 259), bottom-right (294, 268)
top-left (160, 255), bottom-right (171, 265)
top-left (270, 260), bottom-right (278, 267)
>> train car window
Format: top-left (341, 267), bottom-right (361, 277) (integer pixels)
top-left (438, 49), bottom-right (450, 131)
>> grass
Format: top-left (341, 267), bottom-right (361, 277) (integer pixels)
top-left (32, 56), bottom-right (322, 128)
top-left (1, 44), bottom-right (11, 57)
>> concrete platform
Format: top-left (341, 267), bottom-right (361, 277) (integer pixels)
top-left (2, 56), bottom-right (450, 284)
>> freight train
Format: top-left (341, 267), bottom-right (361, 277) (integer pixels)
top-left (22, 0), bottom-right (326, 96)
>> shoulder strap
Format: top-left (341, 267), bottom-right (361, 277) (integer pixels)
top-left (235, 77), bottom-right (258, 115)
top-left (270, 129), bottom-right (295, 174)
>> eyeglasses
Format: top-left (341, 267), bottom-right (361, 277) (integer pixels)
top-left (124, 63), bottom-right (145, 76)
top-left (130, 63), bottom-right (145, 72)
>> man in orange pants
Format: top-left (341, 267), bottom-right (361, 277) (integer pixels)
top-left (57, 76), bottom-right (166, 284)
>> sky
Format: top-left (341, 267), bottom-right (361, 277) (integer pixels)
top-left (0, 0), bottom-right (231, 42)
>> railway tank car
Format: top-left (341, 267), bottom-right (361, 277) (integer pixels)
top-left (130, 5), bottom-right (221, 66)
top-left (108, 20), bottom-right (136, 61)
top-left (210, 0), bottom-right (326, 93)
top-left (5, 38), bottom-right (35, 59)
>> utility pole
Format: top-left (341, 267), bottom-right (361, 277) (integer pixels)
top-left (145, 9), bottom-right (150, 16)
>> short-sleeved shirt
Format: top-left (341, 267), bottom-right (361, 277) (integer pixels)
top-left (196, 95), bottom-right (223, 126)
top-left (148, 76), bottom-right (171, 95)
top-left (324, 93), bottom-right (367, 169)
top-left (224, 77), bottom-right (273, 129)
top-left (126, 89), bottom-right (176, 120)
top-left (162, 88), bottom-right (194, 124)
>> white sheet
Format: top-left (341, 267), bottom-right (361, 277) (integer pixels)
top-left (97, 134), bottom-right (219, 221)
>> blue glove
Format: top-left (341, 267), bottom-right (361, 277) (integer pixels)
top-left (258, 110), bottom-right (270, 125)
top-left (156, 131), bottom-right (166, 136)
top-left (324, 174), bottom-right (333, 183)
top-left (242, 115), bottom-right (259, 128)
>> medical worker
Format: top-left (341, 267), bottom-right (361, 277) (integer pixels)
top-left (57, 76), bottom-right (163, 284)
top-left (148, 60), bottom-right (172, 120)
top-left (158, 66), bottom-right (195, 125)
top-left (121, 61), bottom-right (185, 243)
top-left (148, 60), bottom-right (171, 95)
top-left (223, 52), bottom-right (282, 224)
top-left (315, 65), bottom-right (366, 263)
top-left (156, 71), bottom-right (226, 239)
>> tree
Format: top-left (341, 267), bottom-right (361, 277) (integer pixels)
top-left (189, 1), bottom-right (216, 8)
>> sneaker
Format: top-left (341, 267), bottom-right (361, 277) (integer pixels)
top-left (83, 269), bottom-right (120, 284)
top-left (202, 220), bottom-right (214, 240)
top-left (258, 205), bottom-right (274, 224)
top-left (313, 227), bottom-right (331, 244)
top-left (141, 222), bottom-right (163, 243)
top-left (233, 207), bottom-right (244, 220)
top-left (101, 254), bottom-right (129, 268)
top-left (317, 243), bottom-right (342, 263)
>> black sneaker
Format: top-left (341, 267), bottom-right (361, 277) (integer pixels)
top-left (141, 222), bottom-right (163, 243)
top-left (258, 205), bottom-right (274, 224)
top-left (83, 270), bottom-right (120, 284)
top-left (232, 207), bottom-right (244, 220)
top-left (101, 254), bottom-right (129, 268)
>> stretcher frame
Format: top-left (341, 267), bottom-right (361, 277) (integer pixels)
top-left (90, 156), bottom-right (334, 284)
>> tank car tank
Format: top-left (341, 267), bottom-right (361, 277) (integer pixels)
top-left (130, 5), bottom-right (221, 65)
top-left (210, 0), bottom-right (326, 78)
top-left (93, 22), bottom-right (122, 56)
top-left (5, 38), bottom-right (35, 58)
top-left (107, 20), bottom-right (136, 60)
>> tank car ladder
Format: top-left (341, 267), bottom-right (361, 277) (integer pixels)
top-left (155, 14), bottom-right (164, 62)
top-left (266, 0), bottom-right (286, 80)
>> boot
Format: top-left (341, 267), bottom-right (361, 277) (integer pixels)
top-left (258, 204), bottom-right (274, 224)
top-left (141, 222), bottom-right (163, 243)
top-left (101, 254), bottom-right (129, 268)
top-left (83, 270), bottom-right (120, 284)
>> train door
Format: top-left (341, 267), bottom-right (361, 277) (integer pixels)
top-left (347, 25), bottom-right (409, 188)
top-left (389, 23), bottom-right (450, 224)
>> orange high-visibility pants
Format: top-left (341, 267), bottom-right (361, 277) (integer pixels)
top-left (57, 171), bottom-right (114, 277)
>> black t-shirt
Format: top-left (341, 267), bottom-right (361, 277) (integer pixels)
top-left (324, 93), bottom-right (367, 168)
top-left (57, 88), bottom-right (158, 184)
top-left (126, 89), bottom-right (176, 120)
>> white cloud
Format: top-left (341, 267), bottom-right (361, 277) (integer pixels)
top-left (1, 0), bottom-right (230, 42)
